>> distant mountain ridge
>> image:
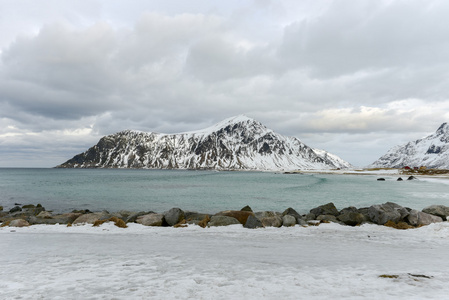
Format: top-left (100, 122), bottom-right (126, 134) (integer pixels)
top-left (56, 115), bottom-right (352, 170)
top-left (369, 123), bottom-right (449, 169)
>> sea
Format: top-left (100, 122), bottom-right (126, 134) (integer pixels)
top-left (1, 168), bottom-right (448, 214)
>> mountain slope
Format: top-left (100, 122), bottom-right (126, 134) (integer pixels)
top-left (56, 115), bottom-right (352, 170)
top-left (369, 123), bottom-right (449, 169)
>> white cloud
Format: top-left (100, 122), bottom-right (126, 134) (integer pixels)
top-left (1, 0), bottom-right (449, 167)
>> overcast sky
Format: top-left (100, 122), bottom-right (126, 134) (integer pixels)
top-left (1, 0), bottom-right (449, 168)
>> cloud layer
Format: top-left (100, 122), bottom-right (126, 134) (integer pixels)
top-left (1, 0), bottom-right (449, 167)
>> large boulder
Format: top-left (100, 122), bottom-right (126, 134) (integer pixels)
top-left (407, 210), bottom-right (443, 226)
top-left (9, 219), bottom-right (30, 227)
top-left (185, 212), bottom-right (210, 225)
top-left (208, 216), bottom-right (240, 227)
top-left (136, 213), bottom-right (165, 226)
top-left (368, 202), bottom-right (409, 225)
top-left (310, 203), bottom-right (339, 217)
top-left (215, 210), bottom-right (254, 225)
top-left (255, 211), bottom-right (283, 227)
top-left (339, 206), bottom-right (358, 215)
top-left (164, 208), bottom-right (185, 226)
top-left (244, 215), bottom-right (264, 229)
top-left (282, 207), bottom-right (303, 224)
top-left (126, 211), bottom-right (151, 223)
top-left (422, 205), bottom-right (449, 221)
top-left (282, 215), bottom-right (296, 227)
top-left (337, 212), bottom-right (367, 226)
top-left (73, 212), bottom-right (109, 225)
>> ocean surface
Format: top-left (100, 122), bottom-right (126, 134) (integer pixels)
top-left (1, 168), bottom-right (448, 213)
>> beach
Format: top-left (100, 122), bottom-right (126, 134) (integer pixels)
top-left (2, 222), bottom-right (449, 299)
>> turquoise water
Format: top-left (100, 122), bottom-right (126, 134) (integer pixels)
top-left (0, 168), bottom-right (448, 213)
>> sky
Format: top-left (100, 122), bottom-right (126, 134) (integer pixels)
top-left (1, 0), bottom-right (449, 168)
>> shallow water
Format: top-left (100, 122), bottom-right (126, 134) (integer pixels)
top-left (0, 168), bottom-right (448, 213)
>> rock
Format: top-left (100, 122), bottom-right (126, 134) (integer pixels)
top-left (255, 211), bottom-right (283, 227)
top-left (22, 204), bottom-right (36, 209)
top-left (377, 178), bottom-right (386, 181)
top-left (126, 211), bottom-right (152, 223)
top-left (310, 203), bottom-right (339, 217)
top-left (36, 211), bottom-right (52, 218)
top-left (397, 177), bottom-right (403, 181)
top-left (72, 209), bottom-right (92, 214)
top-left (185, 212), bottom-right (210, 225)
top-left (305, 213), bottom-right (316, 221)
top-left (407, 176), bottom-right (417, 180)
top-left (338, 212), bottom-right (366, 226)
top-left (116, 210), bottom-right (135, 220)
top-left (240, 205), bottom-right (253, 212)
top-left (73, 212), bottom-right (109, 225)
top-left (208, 216), bottom-right (240, 227)
top-left (136, 213), bottom-right (165, 226)
top-left (407, 210), bottom-right (443, 226)
top-left (9, 219), bottom-right (30, 227)
top-left (282, 215), bottom-right (296, 227)
top-left (339, 206), bottom-right (358, 215)
top-left (51, 213), bottom-right (82, 224)
top-left (24, 207), bottom-right (45, 216)
top-left (368, 202), bottom-right (409, 225)
top-left (244, 215), bottom-right (264, 229)
top-left (215, 210), bottom-right (254, 225)
top-left (164, 208), bottom-right (185, 226)
top-left (357, 207), bottom-right (372, 222)
top-left (282, 207), bottom-right (303, 224)
top-left (9, 206), bottom-right (22, 213)
top-left (0, 206), bottom-right (3, 211)
top-left (422, 205), bottom-right (449, 221)
top-left (29, 213), bottom-right (82, 225)
top-left (316, 215), bottom-right (339, 223)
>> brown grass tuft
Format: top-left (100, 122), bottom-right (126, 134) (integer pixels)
top-left (174, 219), bottom-right (187, 228)
top-left (384, 220), bottom-right (414, 230)
top-left (93, 217), bottom-right (127, 228)
top-left (198, 215), bottom-right (210, 228)
top-left (1, 221), bottom-right (11, 227)
top-left (67, 223), bottom-right (72, 227)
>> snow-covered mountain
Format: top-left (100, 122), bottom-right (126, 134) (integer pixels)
top-left (56, 115), bottom-right (352, 170)
top-left (369, 123), bottom-right (449, 169)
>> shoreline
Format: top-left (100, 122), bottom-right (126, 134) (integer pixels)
top-left (2, 201), bottom-right (448, 231)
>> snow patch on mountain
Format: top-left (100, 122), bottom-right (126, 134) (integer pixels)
top-left (57, 115), bottom-right (352, 171)
top-left (369, 123), bottom-right (449, 169)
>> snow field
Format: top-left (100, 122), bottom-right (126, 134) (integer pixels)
top-left (1, 222), bottom-right (449, 299)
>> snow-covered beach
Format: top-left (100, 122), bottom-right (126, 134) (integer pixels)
top-left (2, 222), bottom-right (449, 299)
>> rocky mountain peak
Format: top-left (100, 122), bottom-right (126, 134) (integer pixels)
top-left (370, 122), bottom-right (449, 169)
top-left (56, 116), bottom-right (352, 170)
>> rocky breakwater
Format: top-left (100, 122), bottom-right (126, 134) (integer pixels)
top-left (1, 202), bottom-right (448, 229)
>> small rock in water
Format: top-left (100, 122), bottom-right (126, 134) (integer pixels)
top-left (377, 178), bottom-right (386, 181)
top-left (397, 177), bottom-right (403, 181)
top-left (407, 176), bottom-right (417, 180)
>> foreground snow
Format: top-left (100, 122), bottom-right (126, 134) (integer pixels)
top-left (1, 222), bottom-right (449, 299)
